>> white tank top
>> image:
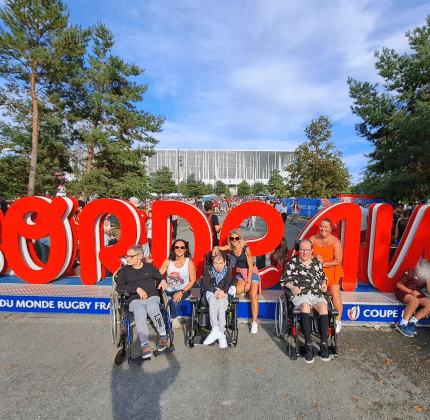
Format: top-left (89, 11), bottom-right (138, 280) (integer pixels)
top-left (166, 258), bottom-right (190, 292)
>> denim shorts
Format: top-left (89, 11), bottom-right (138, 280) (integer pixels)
top-left (235, 272), bottom-right (261, 283)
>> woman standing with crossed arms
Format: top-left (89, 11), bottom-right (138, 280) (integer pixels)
top-left (310, 218), bottom-right (344, 333)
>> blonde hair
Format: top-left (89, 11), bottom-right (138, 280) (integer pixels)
top-left (228, 229), bottom-right (246, 251)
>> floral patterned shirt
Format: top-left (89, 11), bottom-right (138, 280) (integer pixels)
top-left (281, 255), bottom-right (327, 297)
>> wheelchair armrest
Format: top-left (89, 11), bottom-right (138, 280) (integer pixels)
top-left (230, 297), bottom-right (239, 305)
top-left (189, 297), bottom-right (199, 304)
top-left (282, 286), bottom-right (294, 298)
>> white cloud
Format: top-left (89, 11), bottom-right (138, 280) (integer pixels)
top-left (68, 0), bottom-right (430, 184)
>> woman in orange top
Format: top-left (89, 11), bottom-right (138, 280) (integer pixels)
top-left (310, 218), bottom-right (344, 333)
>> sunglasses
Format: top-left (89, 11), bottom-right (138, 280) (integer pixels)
top-left (229, 236), bottom-right (240, 241)
top-left (175, 246), bottom-right (186, 249)
top-left (125, 254), bottom-right (140, 259)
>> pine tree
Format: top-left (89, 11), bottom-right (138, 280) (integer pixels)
top-left (66, 23), bottom-right (164, 196)
top-left (0, 0), bottom-right (89, 195)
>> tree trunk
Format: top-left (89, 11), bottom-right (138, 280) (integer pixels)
top-left (28, 67), bottom-right (38, 196)
top-left (87, 146), bottom-right (94, 173)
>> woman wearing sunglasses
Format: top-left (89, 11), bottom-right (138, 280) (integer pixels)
top-left (159, 239), bottom-right (196, 329)
top-left (214, 229), bottom-right (260, 334)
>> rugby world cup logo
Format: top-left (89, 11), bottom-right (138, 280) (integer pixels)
top-left (348, 306), bottom-right (360, 321)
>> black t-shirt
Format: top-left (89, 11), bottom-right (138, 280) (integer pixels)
top-left (205, 212), bottom-right (219, 235)
top-left (116, 263), bottom-right (164, 304)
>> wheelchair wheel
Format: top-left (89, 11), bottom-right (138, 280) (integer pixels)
top-left (109, 295), bottom-right (121, 345)
top-left (112, 346), bottom-right (126, 366)
top-left (275, 294), bottom-right (289, 338)
top-left (185, 337), bottom-right (194, 348)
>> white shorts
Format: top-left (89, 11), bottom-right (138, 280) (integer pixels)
top-left (291, 293), bottom-right (327, 308)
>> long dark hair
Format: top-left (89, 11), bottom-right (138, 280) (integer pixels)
top-left (168, 239), bottom-right (192, 260)
top-left (271, 238), bottom-right (289, 263)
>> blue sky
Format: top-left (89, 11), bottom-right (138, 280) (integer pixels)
top-left (5, 0), bottom-right (430, 184)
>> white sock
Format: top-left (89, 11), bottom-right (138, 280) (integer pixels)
top-left (409, 317), bottom-right (418, 324)
top-left (400, 318), bottom-right (408, 326)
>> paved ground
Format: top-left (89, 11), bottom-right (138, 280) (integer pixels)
top-left (1, 313), bottom-right (429, 420)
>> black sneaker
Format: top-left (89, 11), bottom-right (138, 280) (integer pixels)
top-left (305, 343), bottom-right (314, 364)
top-left (320, 342), bottom-right (330, 361)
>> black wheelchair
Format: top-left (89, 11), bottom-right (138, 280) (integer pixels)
top-left (110, 269), bottom-right (175, 366)
top-left (185, 289), bottom-right (239, 347)
top-left (275, 288), bottom-right (338, 360)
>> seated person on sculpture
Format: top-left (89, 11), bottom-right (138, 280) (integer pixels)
top-left (214, 229), bottom-right (261, 334)
top-left (281, 239), bottom-right (330, 363)
top-left (116, 245), bottom-right (168, 359)
top-left (395, 259), bottom-right (430, 337)
top-left (201, 251), bottom-right (233, 349)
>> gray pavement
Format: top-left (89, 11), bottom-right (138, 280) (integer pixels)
top-left (1, 313), bottom-right (429, 420)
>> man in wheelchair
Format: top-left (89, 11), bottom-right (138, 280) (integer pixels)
top-left (116, 245), bottom-right (168, 359)
top-left (281, 239), bottom-right (331, 363)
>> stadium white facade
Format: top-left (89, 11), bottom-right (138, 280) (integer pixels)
top-left (145, 149), bottom-right (294, 186)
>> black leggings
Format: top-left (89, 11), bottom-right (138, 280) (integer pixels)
top-left (301, 313), bottom-right (329, 344)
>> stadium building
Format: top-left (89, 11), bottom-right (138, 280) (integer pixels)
top-left (145, 149), bottom-right (294, 186)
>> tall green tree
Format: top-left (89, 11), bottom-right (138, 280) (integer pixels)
top-left (185, 173), bottom-right (205, 198)
top-left (0, 0), bottom-right (89, 195)
top-left (252, 182), bottom-right (266, 195)
top-left (286, 116), bottom-right (351, 197)
top-left (267, 169), bottom-right (289, 197)
top-left (65, 23), bottom-right (164, 196)
top-left (150, 166), bottom-right (176, 195)
top-left (348, 17), bottom-right (430, 201)
top-left (237, 180), bottom-right (251, 196)
top-left (214, 180), bottom-right (227, 196)
top-left (0, 97), bottom-right (71, 196)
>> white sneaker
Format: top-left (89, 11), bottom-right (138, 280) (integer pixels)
top-left (251, 321), bottom-right (258, 334)
top-left (335, 320), bottom-right (342, 334)
top-left (218, 334), bottom-right (228, 349)
top-left (203, 327), bottom-right (222, 345)
top-left (171, 317), bottom-right (181, 329)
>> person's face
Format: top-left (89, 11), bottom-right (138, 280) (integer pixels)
top-left (319, 221), bottom-right (331, 237)
top-left (174, 241), bottom-right (186, 256)
top-left (213, 257), bottom-right (226, 272)
top-left (125, 250), bottom-right (142, 266)
top-left (298, 244), bottom-right (313, 262)
top-left (229, 233), bottom-right (241, 247)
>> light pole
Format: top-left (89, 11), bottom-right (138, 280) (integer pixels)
top-left (177, 149), bottom-right (183, 196)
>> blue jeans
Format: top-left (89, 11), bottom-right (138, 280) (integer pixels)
top-left (165, 290), bottom-right (190, 318)
top-left (129, 297), bottom-right (166, 346)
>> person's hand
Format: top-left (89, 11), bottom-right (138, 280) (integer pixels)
top-left (215, 289), bottom-right (225, 299)
top-left (158, 279), bottom-right (168, 291)
top-left (411, 290), bottom-right (420, 297)
top-left (136, 287), bottom-right (147, 300)
top-left (291, 286), bottom-right (301, 295)
top-left (173, 291), bottom-right (184, 302)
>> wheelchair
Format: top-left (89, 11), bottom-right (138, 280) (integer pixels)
top-left (275, 288), bottom-right (338, 359)
top-left (110, 269), bottom-right (175, 366)
top-left (185, 289), bottom-right (239, 347)
top-left (184, 251), bottom-right (239, 348)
